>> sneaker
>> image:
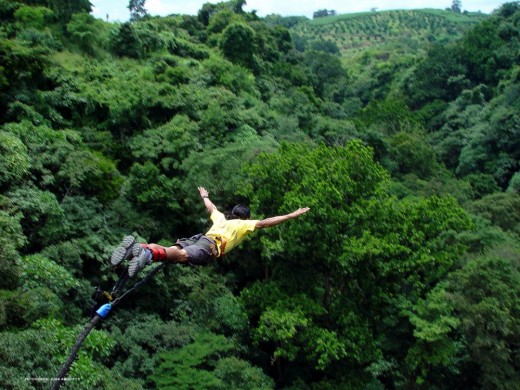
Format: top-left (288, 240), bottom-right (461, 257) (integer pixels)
top-left (128, 244), bottom-right (151, 278)
top-left (111, 235), bottom-right (137, 266)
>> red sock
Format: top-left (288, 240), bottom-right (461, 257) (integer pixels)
top-left (140, 244), bottom-right (166, 262)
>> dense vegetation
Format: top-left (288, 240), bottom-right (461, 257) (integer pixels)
top-left (0, 0), bottom-right (519, 389)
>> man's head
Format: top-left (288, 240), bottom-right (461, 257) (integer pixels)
top-left (231, 204), bottom-right (250, 220)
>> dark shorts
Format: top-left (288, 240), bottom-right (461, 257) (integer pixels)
top-left (174, 234), bottom-right (218, 266)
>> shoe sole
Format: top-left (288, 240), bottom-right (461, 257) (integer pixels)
top-left (128, 244), bottom-right (148, 278)
top-left (111, 236), bottom-right (137, 266)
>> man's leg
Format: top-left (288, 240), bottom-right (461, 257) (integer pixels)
top-left (147, 243), bottom-right (189, 264)
top-left (148, 235), bottom-right (215, 267)
top-left (113, 234), bottom-right (209, 277)
top-left (128, 242), bottom-right (193, 277)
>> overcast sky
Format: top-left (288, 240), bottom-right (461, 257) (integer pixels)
top-left (90, 0), bottom-right (506, 22)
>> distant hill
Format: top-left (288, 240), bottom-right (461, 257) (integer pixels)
top-left (272, 9), bottom-right (489, 102)
top-left (288, 9), bottom-right (488, 58)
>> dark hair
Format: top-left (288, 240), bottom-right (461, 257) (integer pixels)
top-left (230, 204), bottom-right (250, 220)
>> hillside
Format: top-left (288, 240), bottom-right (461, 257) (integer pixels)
top-left (291, 9), bottom-right (488, 57)
top-left (268, 9), bottom-right (490, 106)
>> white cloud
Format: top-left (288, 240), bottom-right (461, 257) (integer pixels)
top-left (91, 2), bottom-right (129, 22)
top-left (146, 0), bottom-right (197, 16)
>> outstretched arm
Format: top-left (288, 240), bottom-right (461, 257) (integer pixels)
top-left (198, 187), bottom-right (217, 214)
top-left (255, 207), bottom-right (310, 229)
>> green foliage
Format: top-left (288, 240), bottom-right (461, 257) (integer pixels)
top-left (405, 283), bottom-right (462, 385)
top-left (464, 173), bottom-right (500, 199)
top-left (0, 131), bottom-right (30, 188)
top-left (128, 162), bottom-right (180, 212)
top-left (110, 21), bottom-right (169, 59)
top-left (212, 293), bottom-right (249, 334)
top-left (292, 8), bottom-right (485, 103)
top-left (403, 43), bottom-right (467, 108)
top-left (7, 185), bottom-right (63, 248)
top-left (302, 50), bottom-right (348, 100)
top-left (461, 7), bottom-right (520, 85)
top-left (386, 131), bottom-right (438, 178)
top-left (455, 79), bottom-right (520, 186)
top-left (0, 37), bottom-right (49, 114)
top-left (180, 131), bottom-right (278, 216)
top-left (240, 142), bottom-right (474, 385)
top-left (14, 5), bottom-right (53, 30)
top-left (449, 250), bottom-right (520, 388)
top-left (52, 0), bottom-right (92, 24)
top-left (109, 314), bottom-right (196, 380)
top-left (507, 171), bottom-right (520, 193)
top-left (2, 121), bottom-right (82, 191)
top-left (110, 22), bottom-right (142, 58)
top-left (213, 357), bottom-right (275, 389)
top-left (66, 12), bottom-right (107, 55)
top-left (168, 36), bottom-right (211, 60)
top-left (151, 331), bottom-right (234, 389)
top-left (19, 253), bottom-right (79, 294)
top-left (207, 8), bottom-right (243, 35)
top-left (466, 192), bottom-right (520, 235)
top-left (0, 197), bottom-right (25, 290)
top-left (0, 317), bottom-right (115, 389)
top-left (128, 0), bottom-right (148, 22)
top-left (59, 150), bottom-right (123, 201)
top-left (0, 0), bottom-right (20, 21)
top-left (220, 23), bottom-right (258, 70)
top-left (309, 39), bottom-right (340, 54)
top-left (201, 55), bottom-right (258, 95)
top-left (356, 99), bottom-right (423, 135)
top-left (129, 114), bottom-right (201, 175)
top-left (0, 286), bottom-right (63, 328)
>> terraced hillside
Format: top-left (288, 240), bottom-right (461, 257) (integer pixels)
top-left (282, 9), bottom-right (489, 105)
top-left (291, 9), bottom-right (488, 57)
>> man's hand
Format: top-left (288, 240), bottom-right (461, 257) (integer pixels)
top-left (256, 207), bottom-right (310, 229)
top-left (199, 187), bottom-right (217, 213)
top-left (198, 187), bottom-right (209, 198)
top-left (290, 207), bottom-right (310, 218)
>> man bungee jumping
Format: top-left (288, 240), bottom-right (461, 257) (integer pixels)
top-left (111, 187), bottom-right (310, 277)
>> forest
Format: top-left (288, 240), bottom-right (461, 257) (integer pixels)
top-left (0, 0), bottom-right (519, 389)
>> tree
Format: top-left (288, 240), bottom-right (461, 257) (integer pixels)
top-left (32, 0), bottom-right (92, 24)
top-left (312, 9), bottom-right (336, 19)
top-left (0, 199), bottom-right (25, 290)
top-left (66, 12), bottom-right (104, 55)
top-left (231, 0), bottom-right (246, 14)
top-left (449, 250), bottom-right (520, 389)
top-left (0, 132), bottom-right (30, 189)
top-left (151, 331), bottom-right (244, 389)
top-left (198, 2), bottom-right (219, 25)
top-left (128, 0), bottom-right (148, 21)
top-left (302, 50), bottom-right (349, 100)
top-left (451, 0), bottom-right (462, 13)
top-left (403, 43), bottom-right (467, 109)
top-left (0, 318), bottom-right (115, 389)
top-left (240, 142), bottom-right (473, 386)
top-left (14, 5), bottom-right (53, 30)
top-left (219, 23), bottom-right (258, 71)
top-left (309, 39), bottom-right (340, 55)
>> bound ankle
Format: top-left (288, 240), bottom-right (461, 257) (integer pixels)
top-left (149, 247), bottom-right (167, 262)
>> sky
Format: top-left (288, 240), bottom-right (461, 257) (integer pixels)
top-left (90, 0), bottom-right (506, 22)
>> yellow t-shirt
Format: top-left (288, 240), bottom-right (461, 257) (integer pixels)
top-left (205, 210), bottom-right (258, 255)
